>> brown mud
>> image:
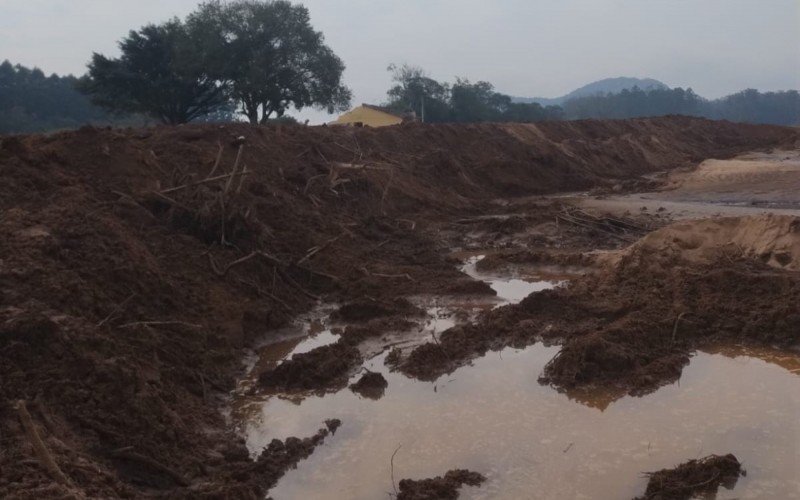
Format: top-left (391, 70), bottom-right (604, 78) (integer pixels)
top-left (397, 469), bottom-right (486, 500)
top-left (399, 215), bottom-right (800, 400)
top-left (0, 117), bottom-right (796, 497)
top-left (634, 454), bottom-right (743, 500)
top-left (348, 370), bottom-right (388, 399)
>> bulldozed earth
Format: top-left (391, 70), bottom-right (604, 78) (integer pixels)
top-left (1, 116), bottom-right (799, 498)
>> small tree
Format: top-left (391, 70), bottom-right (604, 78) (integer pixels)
top-left (188, 0), bottom-right (351, 124)
top-left (79, 20), bottom-right (228, 124)
top-left (385, 64), bottom-right (450, 122)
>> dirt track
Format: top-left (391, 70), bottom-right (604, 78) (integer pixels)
top-left (1, 117), bottom-right (798, 498)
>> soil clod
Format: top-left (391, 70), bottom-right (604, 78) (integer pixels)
top-left (258, 341), bottom-right (362, 392)
top-left (349, 370), bottom-right (389, 399)
top-left (397, 469), bottom-right (486, 500)
top-left (634, 454), bottom-right (744, 500)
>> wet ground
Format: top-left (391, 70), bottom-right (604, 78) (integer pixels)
top-left (231, 258), bottom-right (800, 499)
top-left (576, 149), bottom-right (800, 220)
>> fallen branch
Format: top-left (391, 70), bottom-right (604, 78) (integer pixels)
top-left (672, 312), bottom-right (687, 343)
top-left (159, 171), bottom-right (251, 195)
top-left (297, 233), bottom-right (346, 265)
top-left (374, 272), bottom-right (416, 282)
top-left (208, 250), bottom-right (284, 276)
top-left (390, 444), bottom-right (402, 497)
top-left (209, 252), bottom-right (321, 300)
top-left (97, 292), bottom-right (136, 327)
top-left (16, 400), bottom-right (72, 486)
top-left (223, 144), bottom-right (245, 197)
top-left (119, 321), bottom-right (202, 329)
top-left (361, 267), bottom-right (416, 282)
top-left (380, 167), bottom-right (395, 215)
top-left (205, 142), bottom-right (224, 179)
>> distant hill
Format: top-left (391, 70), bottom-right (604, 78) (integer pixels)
top-left (513, 77), bottom-right (669, 106)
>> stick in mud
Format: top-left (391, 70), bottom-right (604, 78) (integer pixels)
top-left (96, 292), bottom-right (136, 327)
top-left (390, 444), bottom-right (402, 497)
top-left (205, 142), bottom-right (224, 179)
top-left (16, 400), bottom-right (72, 486)
top-left (159, 170), bottom-right (251, 195)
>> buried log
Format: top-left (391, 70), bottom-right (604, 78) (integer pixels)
top-left (16, 400), bottom-right (72, 486)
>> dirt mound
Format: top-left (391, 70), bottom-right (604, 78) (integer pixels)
top-left (634, 454), bottom-right (743, 500)
top-left (0, 117), bottom-right (794, 496)
top-left (397, 469), bottom-right (486, 500)
top-left (400, 215), bottom-right (800, 398)
top-left (611, 213), bottom-right (800, 270)
top-left (349, 371), bottom-right (388, 399)
top-left (258, 341), bottom-right (361, 392)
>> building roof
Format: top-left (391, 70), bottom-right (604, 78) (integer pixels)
top-left (360, 103), bottom-right (403, 119)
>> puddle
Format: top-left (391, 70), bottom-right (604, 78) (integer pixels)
top-left (241, 345), bottom-right (800, 500)
top-left (231, 259), bottom-right (800, 499)
top-left (460, 255), bottom-right (561, 305)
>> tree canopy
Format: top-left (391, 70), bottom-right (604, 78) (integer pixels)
top-left (77, 0), bottom-right (351, 125)
top-left (80, 20), bottom-right (229, 124)
top-left (186, 0), bottom-right (351, 124)
top-left (0, 60), bottom-right (128, 134)
top-left (383, 64), bottom-right (563, 123)
top-left (560, 86), bottom-right (799, 125)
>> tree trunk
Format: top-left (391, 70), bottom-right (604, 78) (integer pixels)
top-left (259, 103), bottom-right (274, 125)
top-left (242, 99), bottom-right (259, 125)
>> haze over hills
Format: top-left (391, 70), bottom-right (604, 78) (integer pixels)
top-left (513, 77), bottom-right (669, 106)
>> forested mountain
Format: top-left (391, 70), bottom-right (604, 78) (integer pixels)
top-left (514, 77), bottom-right (669, 106)
top-left (562, 86), bottom-right (800, 125)
top-left (0, 60), bottom-right (135, 134)
top-left (385, 66), bottom-right (799, 126)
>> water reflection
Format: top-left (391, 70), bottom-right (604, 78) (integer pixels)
top-left (232, 260), bottom-right (800, 499)
top-left (245, 345), bottom-right (800, 500)
top-left (460, 255), bottom-right (563, 304)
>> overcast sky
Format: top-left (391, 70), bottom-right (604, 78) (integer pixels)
top-left (2, 0), bottom-right (798, 122)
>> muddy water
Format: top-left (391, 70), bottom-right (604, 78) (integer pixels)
top-left (233, 264), bottom-right (800, 499)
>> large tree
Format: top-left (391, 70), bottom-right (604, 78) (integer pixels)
top-left (79, 20), bottom-right (228, 124)
top-left (187, 0), bottom-right (351, 124)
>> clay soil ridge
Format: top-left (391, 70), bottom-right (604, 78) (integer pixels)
top-left (0, 117), bottom-right (795, 497)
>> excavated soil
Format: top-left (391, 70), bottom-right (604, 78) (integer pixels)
top-left (0, 117), bottom-right (797, 497)
top-left (396, 469), bottom-right (486, 500)
top-left (399, 214), bottom-right (800, 400)
top-left (348, 371), bottom-right (388, 400)
top-left (634, 454), bottom-right (743, 500)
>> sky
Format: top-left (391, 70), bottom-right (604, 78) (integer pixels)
top-left (2, 0), bottom-right (798, 123)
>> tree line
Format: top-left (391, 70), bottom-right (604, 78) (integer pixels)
top-left (0, 60), bottom-right (129, 134)
top-left (385, 65), bottom-right (799, 126)
top-left (383, 64), bottom-right (564, 124)
top-left (561, 86), bottom-right (800, 125)
top-left (0, 0), bottom-right (797, 134)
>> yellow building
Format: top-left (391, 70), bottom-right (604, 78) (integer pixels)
top-left (331, 104), bottom-right (408, 128)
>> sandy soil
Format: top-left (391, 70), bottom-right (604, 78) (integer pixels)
top-left (578, 149), bottom-right (800, 219)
